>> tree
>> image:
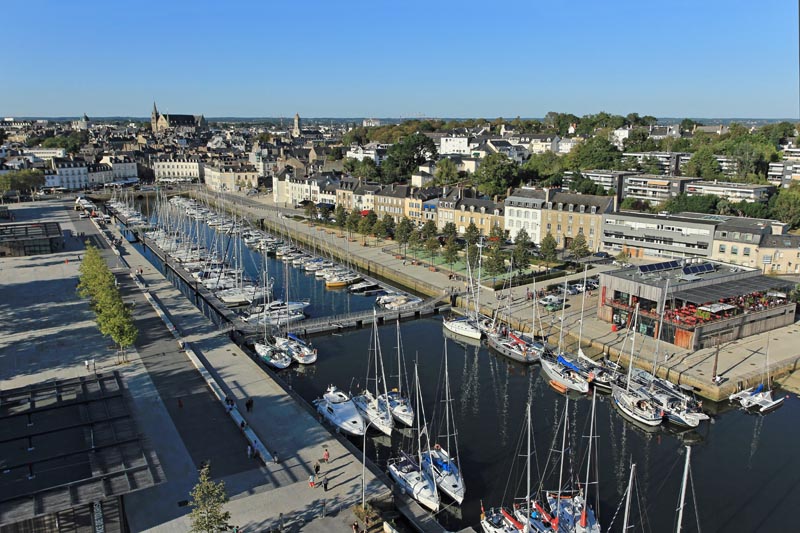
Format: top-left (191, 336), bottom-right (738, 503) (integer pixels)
top-left (771, 185), bottom-right (800, 229)
top-left (473, 153), bottom-right (519, 197)
top-left (640, 155), bottom-right (663, 175)
top-left (372, 218), bottom-right (387, 240)
top-left (189, 463), bottom-right (231, 533)
top-left (353, 158), bottom-right (380, 181)
top-left (346, 210), bottom-right (361, 238)
top-left (0, 169), bottom-right (45, 193)
top-left (421, 220), bottom-right (438, 240)
top-left (442, 236), bottom-right (460, 271)
top-left (442, 221), bottom-right (457, 241)
top-left (318, 204), bottom-right (331, 222)
top-left (680, 118), bottom-right (701, 133)
top-left (568, 232), bottom-right (590, 259)
top-left (381, 214), bottom-right (396, 237)
top-left (661, 193), bottom-right (719, 214)
top-left (484, 224), bottom-right (506, 275)
top-left (620, 197), bottom-right (651, 212)
top-left (358, 215), bottom-right (374, 244)
top-left (304, 202), bottom-right (318, 220)
top-left (434, 157), bottom-right (459, 185)
top-left (334, 205), bottom-right (347, 229)
top-left (568, 136), bottom-right (622, 170)
top-left (684, 147), bottom-right (721, 179)
top-left (464, 221), bottom-right (480, 247)
top-left (522, 151), bottom-right (563, 181)
top-left (329, 146), bottom-right (344, 160)
top-left (512, 228), bottom-right (531, 271)
top-left (540, 232), bottom-right (558, 262)
top-left (408, 229), bottom-right (421, 260)
top-left (395, 217), bottom-right (413, 254)
top-left (425, 236), bottom-right (440, 261)
top-left (381, 133), bottom-right (438, 183)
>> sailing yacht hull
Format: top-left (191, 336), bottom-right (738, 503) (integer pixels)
top-left (353, 393), bottom-right (393, 436)
top-left (485, 333), bottom-right (540, 364)
top-left (380, 391), bottom-right (414, 427)
top-left (540, 356), bottom-right (590, 393)
top-left (423, 447), bottom-right (465, 504)
top-left (612, 386), bottom-right (663, 427)
top-left (442, 316), bottom-right (483, 340)
top-left (254, 342), bottom-right (292, 369)
top-left (387, 457), bottom-right (440, 513)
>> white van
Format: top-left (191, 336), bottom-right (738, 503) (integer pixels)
top-left (538, 294), bottom-right (565, 306)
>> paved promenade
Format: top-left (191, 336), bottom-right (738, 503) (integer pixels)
top-left (208, 191), bottom-right (800, 401)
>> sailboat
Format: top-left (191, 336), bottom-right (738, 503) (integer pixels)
top-left (482, 401), bottom-right (551, 533)
top-left (443, 244), bottom-right (483, 340)
top-left (544, 391), bottom-right (601, 533)
top-left (353, 313), bottom-right (394, 437)
top-left (540, 280), bottom-right (590, 393)
top-left (675, 446), bottom-right (698, 533)
top-left (423, 340), bottom-right (465, 504)
top-left (379, 320), bottom-right (415, 427)
top-left (272, 260), bottom-right (317, 364)
top-left (387, 363), bottom-right (440, 512)
top-left (729, 337), bottom-right (785, 413)
top-left (253, 248), bottom-right (292, 369)
top-left (611, 305), bottom-right (663, 427)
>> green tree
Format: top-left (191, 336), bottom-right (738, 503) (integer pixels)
top-left (342, 127), bottom-right (369, 146)
top-left (425, 236), bottom-right (440, 261)
top-left (680, 118), bottom-right (701, 133)
top-left (346, 209), bottom-right (361, 238)
top-left (442, 221), bottom-right (457, 241)
top-left (568, 232), bottom-right (590, 259)
top-left (0, 169), bottom-right (45, 193)
top-left (318, 204), bottom-right (331, 222)
top-left (381, 133), bottom-right (438, 183)
top-left (661, 193), bottom-right (719, 214)
top-left (354, 158), bottom-right (380, 181)
top-left (381, 214), bottom-right (396, 237)
top-left (512, 228), bottom-right (531, 271)
top-left (522, 151), bottom-right (563, 181)
top-left (421, 220), bottom-right (438, 240)
top-left (473, 153), bottom-right (519, 197)
top-left (771, 185), bottom-right (800, 229)
top-left (358, 215), bottom-right (374, 244)
top-left (189, 463), bottom-right (231, 533)
top-left (540, 232), bottom-right (558, 262)
top-left (464, 221), bottom-right (480, 246)
top-left (395, 217), bottom-right (413, 254)
top-left (304, 202), bottom-right (318, 220)
top-left (442, 236), bottom-right (460, 271)
top-left (372, 218), bottom-right (387, 240)
top-left (484, 224), bottom-right (506, 275)
top-left (620, 197), bottom-right (652, 212)
top-left (329, 146), bottom-right (344, 160)
top-left (622, 129), bottom-right (658, 152)
top-left (435, 157), bottom-right (459, 185)
top-left (408, 229), bottom-right (422, 260)
top-left (343, 158), bottom-right (358, 174)
top-left (568, 136), bottom-right (622, 170)
top-left (684, 147), bottom-right (721, 179)
top-left (334, 205), bottom-right (347, 228)
top-left (640, 155), bottom-right (663, 175)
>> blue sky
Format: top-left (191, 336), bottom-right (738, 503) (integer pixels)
top-left (4, 0), bottom-right (797, 118)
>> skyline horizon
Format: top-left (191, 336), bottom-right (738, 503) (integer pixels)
top-left (4, 0), bottom-right (798, 118)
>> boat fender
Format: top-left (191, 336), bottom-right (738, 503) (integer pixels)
top-left (434, 444), bottom-right (441, 451)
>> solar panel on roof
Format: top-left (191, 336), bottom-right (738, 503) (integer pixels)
top-left (682, 263), bottom-right (714, 275)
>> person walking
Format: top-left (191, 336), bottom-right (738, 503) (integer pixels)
top-left (84, 360), bottom-right (90, 372)
top-left (246, 397), bottom-right (254, 412)
top-left (322, 447), bottom-right (330, 463)
top-left (314, 461), bottom-right (320, 475)
top-left (247, 445), bottom-right (253, 459)
top-left (322, 475), bottom-right (328, 492)
top-left (308, 474), bottom-right (315, 488)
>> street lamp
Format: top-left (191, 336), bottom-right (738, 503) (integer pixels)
top-left (361, 419), bottom-right (374, 509)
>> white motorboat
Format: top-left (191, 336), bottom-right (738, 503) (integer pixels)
top-left (314, 386), bottom-right (366, 436)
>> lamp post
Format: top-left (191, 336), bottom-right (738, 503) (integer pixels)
top-left (361, 419), bottom-right (373, 509)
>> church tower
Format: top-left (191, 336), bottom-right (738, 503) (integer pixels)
top-left (292, 113), bottom-right (301, 138)
top-left (151, 102), bottom-right (159, 133)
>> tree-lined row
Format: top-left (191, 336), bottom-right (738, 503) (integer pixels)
top-left (77, 245), bottom-right (138, 359)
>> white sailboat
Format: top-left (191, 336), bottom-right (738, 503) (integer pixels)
top-left (611, 305), bottom-right (663, 427)
top-left (387, 363), bottom-right (440, 513)
top-left (379, 320), bottom-right (415, 427)
top-left (540, 279), bottom-right (590, 393)
top-left (353, 313), bottom-right (394, 437)
top-left (314, 385), bottom-right (366, 436)
top-left (273, 260), bottom-right (317, 364)
top-left (423, 340), bottom-right (465, 504)
top-left (729, 337), bottom-right (785, 413)
top-left (253, 243), bottom-right (292, 369)
top-left (443, 245), bottom-right (483, 340)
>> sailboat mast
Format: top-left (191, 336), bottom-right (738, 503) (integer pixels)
top-left (622, 463), bottom-right (636, 532)
top-left (578, 267), bottom-right (588, 355)
top-left (557, 277), bottom-right (568, 353)
top-left (526, 401), bottom-right (532, 533)
top-left (444, 342), bottom-right (452, 463)
top-left (396, 320), bottom-right (402, 397)
top-left (555, 396), bottom-right (569, 525)
top-left (676, 446), bottom-right (692, 533)
top-left (652, 279), bottom-right (670, 376)
top-left (626, 304), bottom-right (640, 392)
top-left (580, 387), bottom-right (597, 528)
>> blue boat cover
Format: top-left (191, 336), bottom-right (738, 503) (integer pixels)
top-left (750, 383), bottom-right (764, 395)
top-left (287, 332), bottom-right (306, 345)
top-left (557, 355), bottom-right (581, 373)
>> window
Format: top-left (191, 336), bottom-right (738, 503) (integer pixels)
top-left (743, 247), bottom-right (751, 256)
top-left (568, 215), bottom-right (573, 223)
top-left (557, 224), bottom-right (562, 232)
top-left (731, 246), bottom-right (738, 255)
top-left (546, 223), bottom-right (552, 230)
top-left (718, 244), bottom-right (726, 253)
top-left (568, 204), bottom-right (574, 212)
top-left (558, 203), bottom-right (563, 211)
top-left (589, 228), bottom-right (594, 236)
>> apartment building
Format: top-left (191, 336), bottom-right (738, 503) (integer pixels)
top-left (153, 157), bottom-right (203, 181)
top-left (437, 188), bottom-right (503, 235)
top-left (601, 211), bottom-right (717, 258)
top-left (621, 174), bottom-right (699, 204)
top-left (204, 162), bottom-right (258, 192)
top-left (504, 187), bottom-right (546, 243)
top-left (684, 180), bottom-right (774, 203)
top-left (622, 152), bottom-right (687, 175)
top-left (374, 184), bottom-right (410, 223)
top-left (540, 191), bottom-right (613, 252)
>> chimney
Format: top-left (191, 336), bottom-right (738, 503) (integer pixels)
top-left (545, 187), bottom-right (552, 203)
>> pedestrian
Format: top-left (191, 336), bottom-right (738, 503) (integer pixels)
top-left (314, 461), bottom-right (320, 475)
top-left (273, 451), bottom-right (279, 464)
top-left (246, 397), bottom-right (254, 412)
top-left (240, 420), bottom-right (246, 430)
top-left (352, 522), bottom-right (359, 533)
top-left (247, 445), bottom-right (253, 459)
top-left (308, 474), bottom-right (315, 488)
top-left (322, 475), bottom-right (328, 492)
top-left (84, 360), bottom-right (90, 372)
top-left (402, 260), bottom-right (406, 266)
top-left (177, 398), bottom-right (183, 408)
top-left (322, 447), bottom-right (329, 463)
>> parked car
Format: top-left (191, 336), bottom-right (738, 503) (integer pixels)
top-left (593, 251), bottom-right (611, 259)
top-left (545, 302), bottom-right (566, 312)
top-left (571, 284), bottom-right (586, 293)
top-left (539, 294), bottom-right (565, 306)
